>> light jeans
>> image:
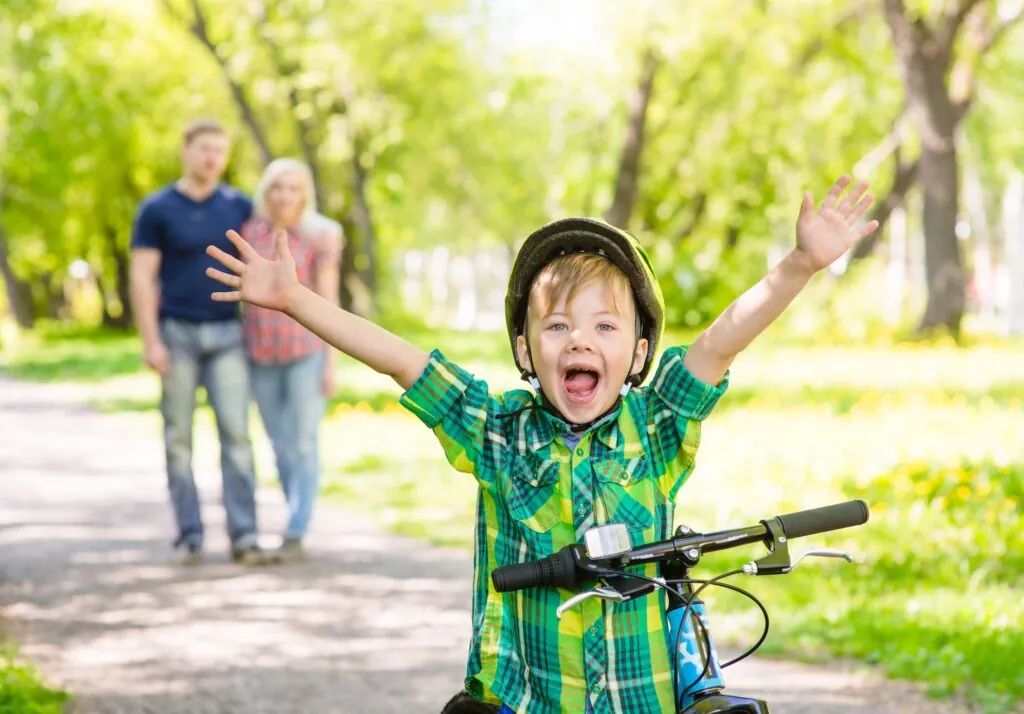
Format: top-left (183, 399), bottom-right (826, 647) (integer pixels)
top-left (159, 317), bottom-right (259, 550)
top-left (249, 350), bottom-right (326, 540)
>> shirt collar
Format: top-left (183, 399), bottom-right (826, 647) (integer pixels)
top-left (526, 397), bottom-right (625, 450)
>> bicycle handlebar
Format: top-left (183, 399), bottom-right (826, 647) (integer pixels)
top-left (492, 499), bottom-right (869, 593)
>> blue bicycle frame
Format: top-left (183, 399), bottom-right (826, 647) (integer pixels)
top-left (665, 579), bottom-right (769, 713)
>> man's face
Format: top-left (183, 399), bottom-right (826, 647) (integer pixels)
top-left (180, 132), bottom-right (230, 184)
top-left (516, 281), bottom-right (648, 425)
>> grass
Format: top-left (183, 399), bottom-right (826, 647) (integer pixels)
top-left (4, 319), bottom-right (1024, 711)
top-left (0, 642), bottom-right (68, 714)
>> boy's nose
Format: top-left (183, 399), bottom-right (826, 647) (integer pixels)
top-left (567, 329), bottom-right (595, 351)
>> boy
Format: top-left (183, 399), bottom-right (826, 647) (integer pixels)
top-left (205, 175), bottom-right (877, 713)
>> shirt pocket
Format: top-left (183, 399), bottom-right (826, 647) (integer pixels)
top-left (592, 455), bottom-right (655, 535)
top-left (504, 452), bottom-right (561, 536)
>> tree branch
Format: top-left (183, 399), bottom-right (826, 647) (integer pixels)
top-left (795, 3), bottom-right (874, 68)
top-left (605, 45), bottom-right (661, 229)
top-left (853, 107), bottom-right (910, 178)
top-left (161, 0), bottom-right (274, 166)
top-left (252, 0), bottom-right (324, 207)
top-left (938, 0), bottom-right (986, 51)
top-left (677, 192), bottom-right (707, 242)
top-left (850, 151), bottom-right (919, 262)
top-left (949, 1), bottom-right (1024, 119)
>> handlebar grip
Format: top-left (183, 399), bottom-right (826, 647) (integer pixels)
top-left (776, 499), bottom-right (869, 540)
top-left (492, 547), bottom-right (579, 593)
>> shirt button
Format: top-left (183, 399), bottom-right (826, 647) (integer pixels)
top-left (576, 447), bottom-right (585, 456)
top-left (578, 505), bottom-right (586, 515)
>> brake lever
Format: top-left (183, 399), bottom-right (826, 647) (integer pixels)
top-left (792, 547), bottom-right (854, 568)
top-left (556, 587), bottom-right (627, 620)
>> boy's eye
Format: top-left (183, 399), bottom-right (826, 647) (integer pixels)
top-left (597, 323), bottom-right (616, 332)
top-left (547, 322), bottom-right (568, 332)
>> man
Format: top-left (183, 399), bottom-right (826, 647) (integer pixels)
top-left (130, 118), bottom-right (269, 565)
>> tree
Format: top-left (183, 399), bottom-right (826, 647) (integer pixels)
top-left (882, 0), bottom-right (1024, 336)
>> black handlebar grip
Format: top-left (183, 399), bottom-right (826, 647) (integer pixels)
top-left (492, 547), bottom-right (579, 593)
top-left (776, 499), bottom-right (869, 540)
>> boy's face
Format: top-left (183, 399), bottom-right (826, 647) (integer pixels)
top-left (517, 281), bottom-right (649, 425)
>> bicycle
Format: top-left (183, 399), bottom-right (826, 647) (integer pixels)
top-left (475, 499), bottom-right (871, 713)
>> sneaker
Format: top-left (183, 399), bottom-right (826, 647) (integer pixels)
top-left (275, 537), bottom-right (306, 562)
top-left (172, 541), bottom-right (203, 566)
top-left (231, 543), bottom-right (279, 565)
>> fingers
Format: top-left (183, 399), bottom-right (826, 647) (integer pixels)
top-left (821, 175), bottom-right (852, 212)
top-left (273, 229), bottom-right (292, 261)
top-left (206, 267), bottom-right (241, 288)
top-left (846, 192), bottom-right (875, 225)
top-left (211, 290), bottom-right (241, 302)
top-left (798, 191), bottom-right (814, 221)
top-left (858, 219), bottom-right (880, 238)
top-left (836, 179), bottom-right (869, 215)
top-left (207, 245), bottom-right (246, 274)
top-left (224, 229), bottom-right (258, 260)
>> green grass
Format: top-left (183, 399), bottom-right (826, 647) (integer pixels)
top-left (0, 642), bottom-right (68, 714)
top-left (4, 321), bottom-right (1024, 710)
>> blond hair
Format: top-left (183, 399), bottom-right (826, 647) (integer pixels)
top-left (528, 253), bottom-right (634, 320)
top-left (252, 157), bottom-right (322, 234)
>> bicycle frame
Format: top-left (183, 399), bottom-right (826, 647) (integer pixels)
top-left (665, 567), bottom-right (770, 713)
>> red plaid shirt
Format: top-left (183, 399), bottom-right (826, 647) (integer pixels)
top-left (241, 218), bottom-right (341, 365)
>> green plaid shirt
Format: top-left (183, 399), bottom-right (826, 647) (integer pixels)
top-left (400, 345), bottom-right (728, 714)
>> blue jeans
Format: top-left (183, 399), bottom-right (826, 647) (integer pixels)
top-left (159, 317), bottom-right (259, 550)
top-left (249, 350), bottom-right (326, 540)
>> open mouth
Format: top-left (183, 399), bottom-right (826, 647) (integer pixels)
top-left (562, 367), bottom-right (602, 405)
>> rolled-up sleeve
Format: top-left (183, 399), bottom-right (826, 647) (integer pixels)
top-left (400, 349), bottom-right (498, 484)
top-left (646, 345), bottom-right (729, 500)
top-left (649, 345), bottom-right (728, 421)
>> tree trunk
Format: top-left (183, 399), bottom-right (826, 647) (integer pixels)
top-left (346, 142), bottom-right (378, 316)
top-left (884, 0), bottom-right (966, 336)
top-left (914, 83), bottom-right (963, 335)
top-left (101, 240), bottom-right (134, 330)
top-left (42, 272), bottom-right (66, 319)
top-left (605, 47), bottom-right (659, 230)
top-left (0, 223), bottom-right (35, 328)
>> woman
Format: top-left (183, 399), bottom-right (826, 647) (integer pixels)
top-left (242, 157), bottom-right (341, 560)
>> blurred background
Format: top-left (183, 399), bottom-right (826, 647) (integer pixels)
top-left (1, 0), bottom-right (1023, 711)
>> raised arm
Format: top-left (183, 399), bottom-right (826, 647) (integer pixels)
top-left (683, 175), bottom-right (879, 385)
top-left (207, 229), bottom-right (429, 390)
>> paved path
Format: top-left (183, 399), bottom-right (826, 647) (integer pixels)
top-left (0, 378), bottom-right (976, 713)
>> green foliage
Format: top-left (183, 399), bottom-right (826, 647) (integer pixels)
top-left (0, 643), bottom-right (68, 714)
top-left (847, 459), bottom-right (1024, 587)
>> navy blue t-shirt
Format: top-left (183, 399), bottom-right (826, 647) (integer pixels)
top-left (131, 184), bottom-right (253, 322)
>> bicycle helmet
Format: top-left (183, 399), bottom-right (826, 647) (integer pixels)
top-left (505, 217), bottom-right (665, 389)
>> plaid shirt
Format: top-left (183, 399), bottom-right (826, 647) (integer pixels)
top-left (400, 345), bottom-right (728, 714)
top-left (241, 218), bottom-right (341, 365)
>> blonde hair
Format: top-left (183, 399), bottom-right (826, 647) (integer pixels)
top-left (528, 253), bottom-right (634, 320)
top-left (252, 157), bottom-right (321, 233)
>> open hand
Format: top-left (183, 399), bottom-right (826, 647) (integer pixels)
top-left (206, 229), bottom-right (299, 312)
top-left (795, 175), bottom-right (880, 272)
